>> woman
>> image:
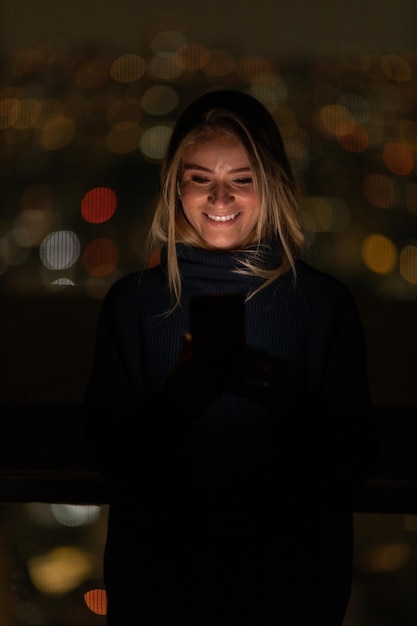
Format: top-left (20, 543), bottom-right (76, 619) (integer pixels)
top-left (83, 89), bottom-right (375, 625)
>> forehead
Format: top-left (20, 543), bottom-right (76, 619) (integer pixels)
top-left (182, 132), bottom-right (249, 164)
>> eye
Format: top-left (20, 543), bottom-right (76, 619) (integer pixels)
top-left (191, 175), bottom-right (210, 184)
top-left (233, 177), bottom-right (253, 185)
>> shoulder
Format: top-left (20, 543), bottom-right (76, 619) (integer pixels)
top-left (104, 271), bottom-right (142, 302)
top-left (100, 264), bottom-right (170, 320)
top-left (105, 263), bottom-right (165, 298)
top-left (295, 259), bottom-right (359, 314)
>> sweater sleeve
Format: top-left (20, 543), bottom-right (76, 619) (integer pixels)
top-left (319, 297), bottom-right (377, 491)
top-left (288, 291), bottom-right (377, 495)
top-left (82, 280), bottom-right (190, 488)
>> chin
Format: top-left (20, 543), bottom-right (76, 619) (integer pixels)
top-left (208, 240), bottom-right (242, 250)
top-left (202, 232), bottom-right (245, 250)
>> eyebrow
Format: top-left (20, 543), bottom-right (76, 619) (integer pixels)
top-left (183, 163), bottom-right (251, 174)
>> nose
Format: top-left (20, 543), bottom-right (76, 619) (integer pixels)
top-left (208, 182), bottom-right (233, 206)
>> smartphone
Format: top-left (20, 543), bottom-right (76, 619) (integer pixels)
top-left (190, 293), bottom-right (246, 364)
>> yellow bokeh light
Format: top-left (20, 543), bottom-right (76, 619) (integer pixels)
top-left (110, 54), bottom-right (147, 83)
top-left (147, 53), bottom-right (183, 80)
top-left (12, 98), bottom-right (42, 129)
top-left (318, 104), bottom-right (354, 137)
top-left (28, 546), bottom-right (94, 594)
top-left (367, 543), bottom-right (410, 573)
top-left (140, 85), bottom-right (179, 116)
top-left (106, 121), bottom-right (141, 154)
top-left (149, 30), bottom-right (186, 54)
top-left (381, 54), bottom-right (412, 82)
top-left (12, 208), bottom-right (53, 247)
top-left (174, 43), bottom-right (210, 71)
top-left (399, 244), bottom-right (417, 284)
top-left (300, 196), bottom-right (350, 233)
top-left (35, 115), bottom-right (75, 150)
top-left (361, 234), bottom-right (397, 274)
top-left (0, 98), bottom-right (20, 129)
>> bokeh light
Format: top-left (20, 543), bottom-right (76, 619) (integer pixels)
top-left (361, 234), bottom-right (397, 274)
top-left (84, 588), bottom-right (108, 615)
top-left (0, 25), bottom-right (416, 299)
top-left (399, 244), bottom-right (417, 284)
top-left (140, 124), bottom-right (172, 160)
top-left (39, 231), bottom-right (81, 270)
top-left (82, 238), bottom-right (119, 277)
top-left (140, 85), bottom-right (179, 116)
top-left (106, 121), bottom-right (141, 154)
top-left (174, 42), bottom-right (210, 71)
top-left (50, 504), bottom-right (101, 527)
top-left (81, 187), bottom-right (118, 224)
top-left (360, 543), bottom-right (411, 573)
top-left (28, 547), bottom-right (94, 594)
top-left (383, 142), bottom-right (414, 176)
top-left (1, 19), bottom-right (417, 626)
top-left (337, 122), bottom-right (368, 153)
top-left (300, 196), bottom-right (350, 233)
top-left (0, 97), bottom-right (20, 128)
top-left (35, 115), bottom-right (76, 150)
top-left (110, 54), bottom-right (147, 83)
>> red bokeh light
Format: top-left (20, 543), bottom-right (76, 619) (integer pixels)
top-left (81, 187), bottom-right (118, 224)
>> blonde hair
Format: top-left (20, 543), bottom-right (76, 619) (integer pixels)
top-left (144, 90), bottom-right (305, 307)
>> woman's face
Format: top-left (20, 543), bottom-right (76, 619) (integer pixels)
top-left (178, 133), bottom-right (261, 249)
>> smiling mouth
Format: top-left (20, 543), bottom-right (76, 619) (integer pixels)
top-left (207, 212), bottom-right (239, 222)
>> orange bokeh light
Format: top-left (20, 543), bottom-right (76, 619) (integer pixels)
top-left (84, 588), bottom-right (107, 615)
top-left (83, 238), bottom-right (118, 277)
top-left (337, 122), bottom-right (369, 153)
top-left (383, 142), bottom-right (414, 176)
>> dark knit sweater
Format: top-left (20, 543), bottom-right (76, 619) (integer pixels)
top-left (84, 243), bottom-right (374, 491)
top-left (83, 243), bottom-right (375, 625)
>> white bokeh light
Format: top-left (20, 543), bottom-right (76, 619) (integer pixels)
top-left (39, 230), bottom-right (81, 270)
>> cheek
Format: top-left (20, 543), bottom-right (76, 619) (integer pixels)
top-left (180, 188), bottom-right (199, 208)
top-left (179, 195), bottom-right (200, 225)
top-left (246, 196), bottom-right (261, 219)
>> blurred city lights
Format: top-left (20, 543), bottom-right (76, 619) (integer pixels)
top-left (361, 234), bottom-right (398, 274)
top-left (81, 187), bottom-right (118, 224)
top-left (39, 231), bottom-right (81, 271)
top-left (84, 588), bottom-right (107, 615)
top-left (50, 504), bottom-right (101, 527)
top-left (0, 25), bottom-right (415, 299)
top-left (28, 546), bottom-right (94, 594)
top-left (82, 238), bottom-right (119, 277)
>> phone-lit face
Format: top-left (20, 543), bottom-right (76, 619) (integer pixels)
top-left (178, 133), bottom-right (260, 249)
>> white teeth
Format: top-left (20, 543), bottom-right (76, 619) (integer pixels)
top-left (207, 213), bottom-right (238, 222)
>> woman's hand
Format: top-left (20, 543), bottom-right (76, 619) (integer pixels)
top-left (169, 333), bottom-right (225, 416)
top-left (169, 333), bottom-right (297, 416)
top-left (227, 344), bottom-right (297, 407)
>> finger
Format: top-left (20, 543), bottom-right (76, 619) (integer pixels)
top-left (180, 333), bottom-right (192, 360)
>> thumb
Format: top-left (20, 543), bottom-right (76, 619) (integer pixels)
top-left (179, 332), bottom-right (192, 361)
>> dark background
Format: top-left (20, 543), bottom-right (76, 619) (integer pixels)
top-left (0, 0), bottom-right (416, 488)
